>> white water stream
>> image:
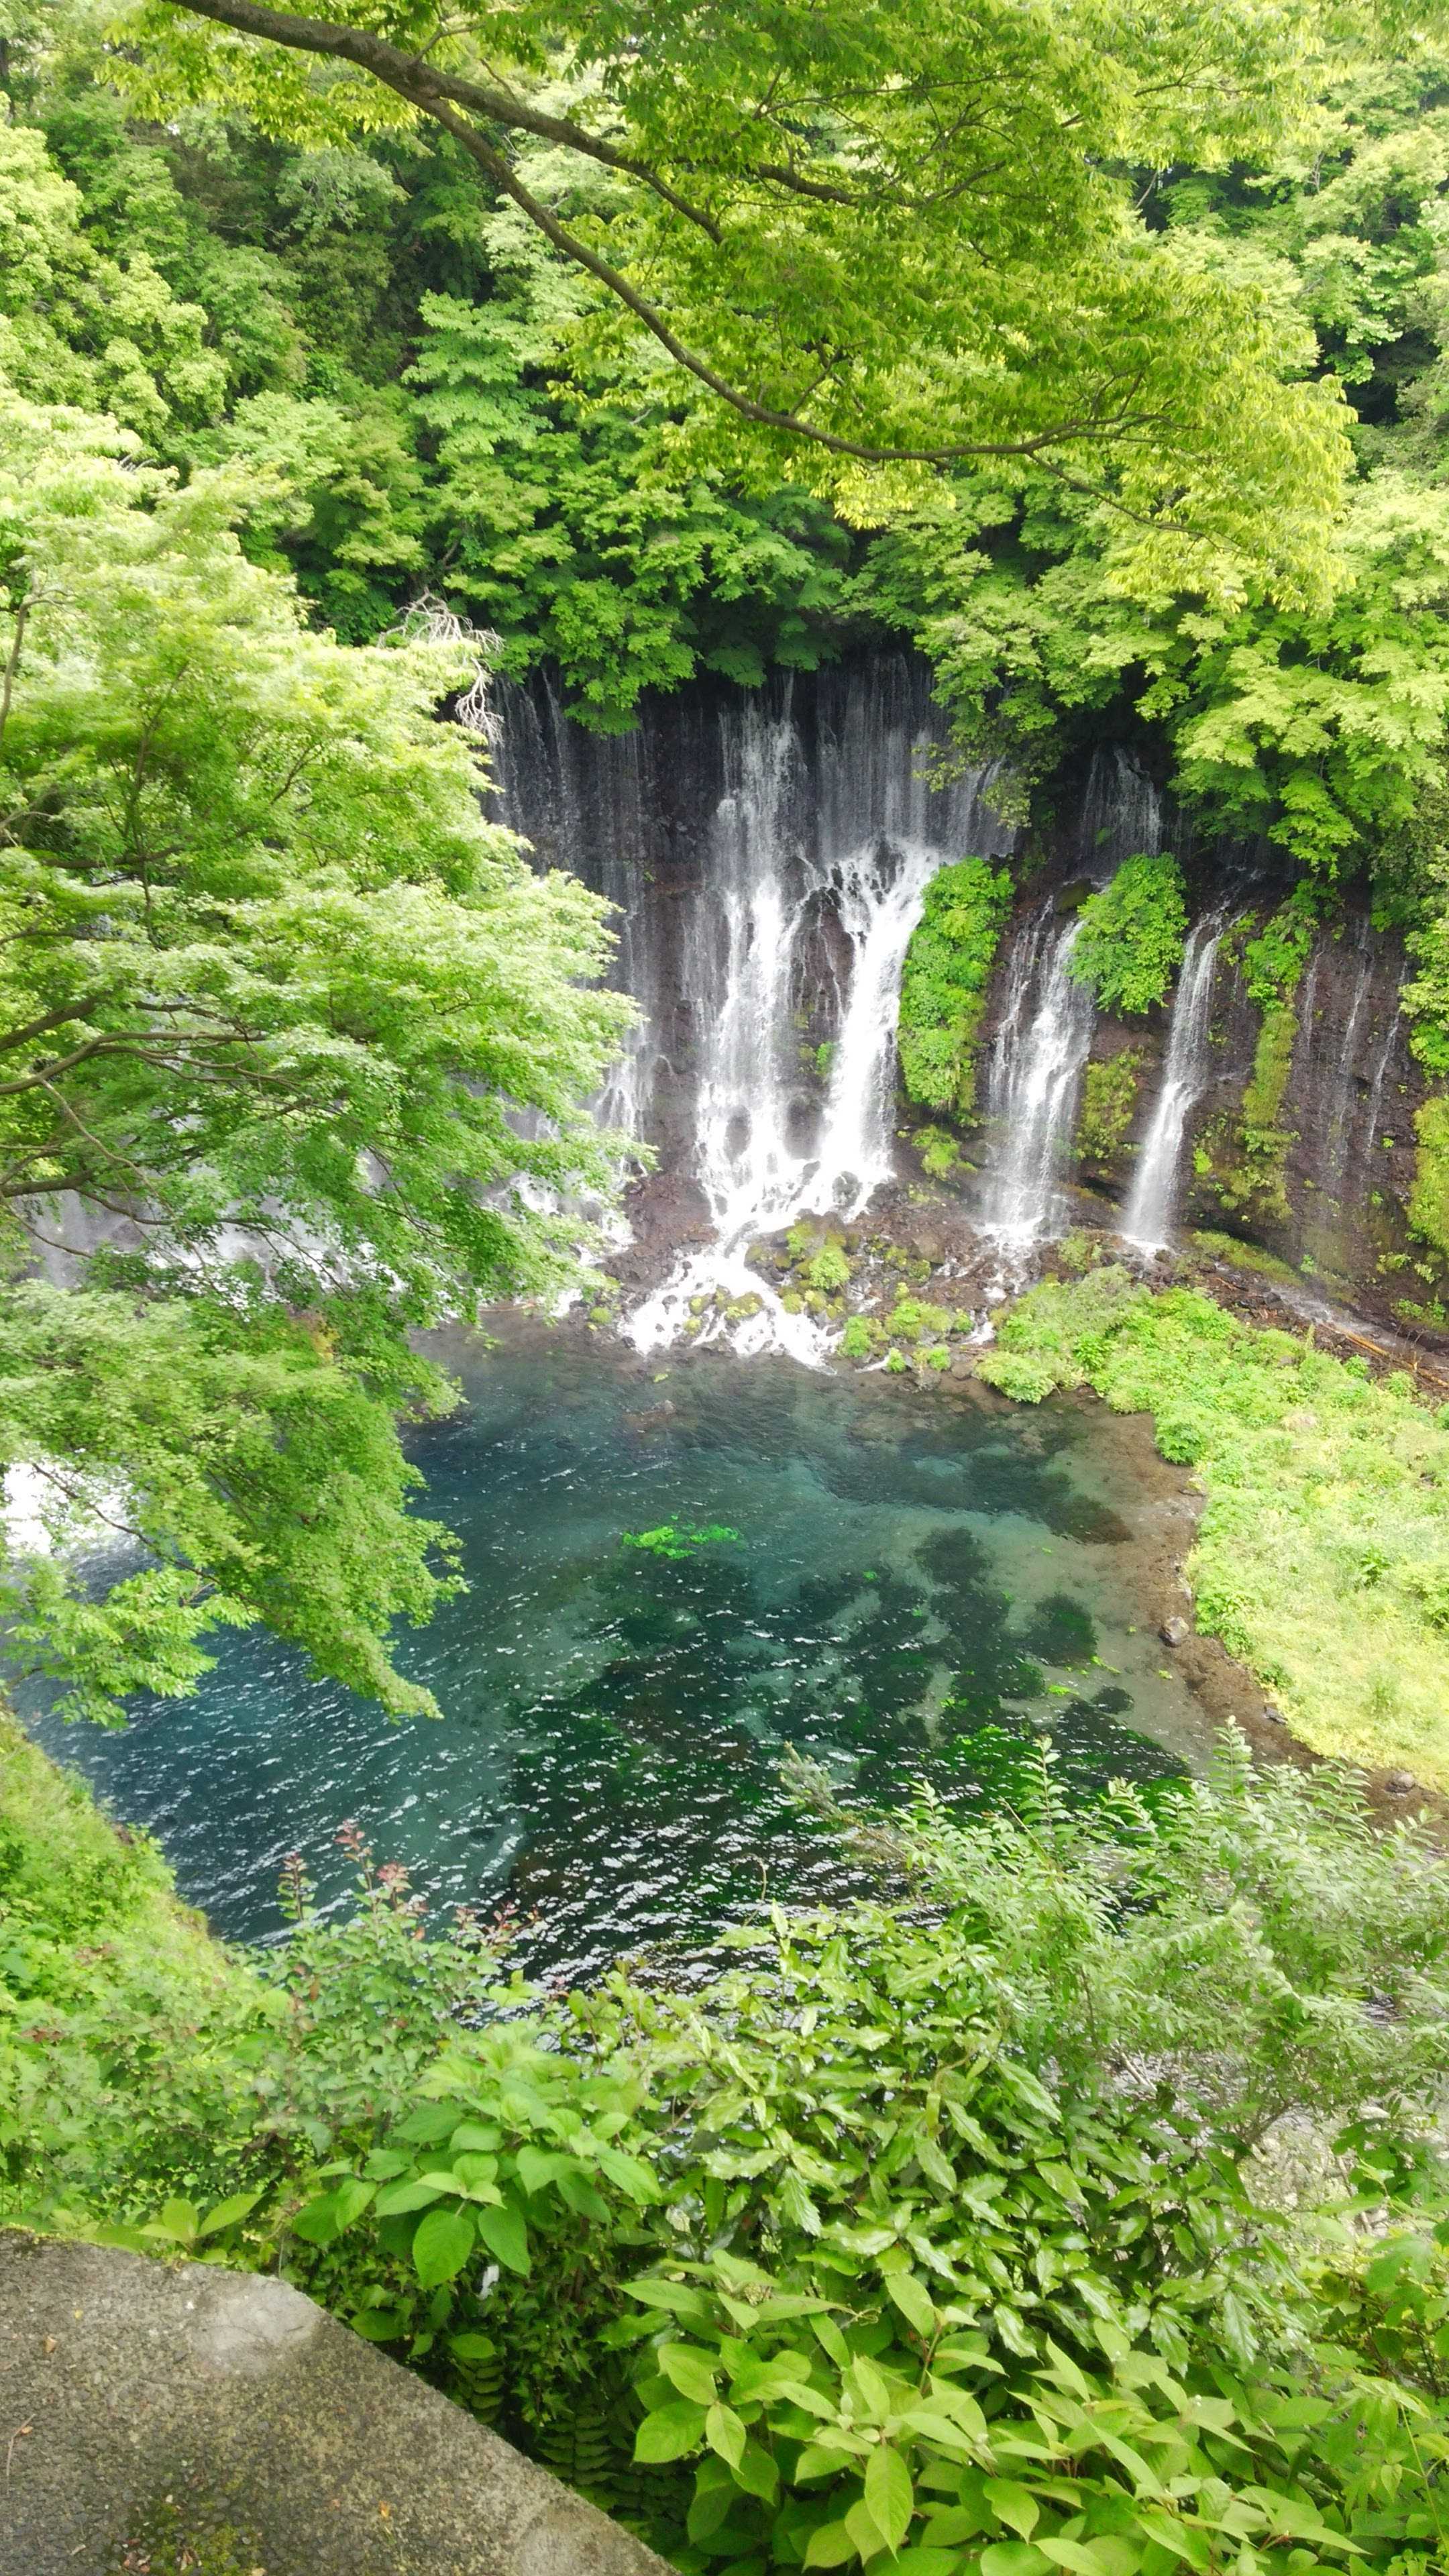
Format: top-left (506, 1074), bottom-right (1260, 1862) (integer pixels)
top-left (627, 686), bottom-right (1011, 1356)
top-left (1120, 910), bottom-right (1228, 1251)
top-left (978, 908), bottom-right (1095, 1246)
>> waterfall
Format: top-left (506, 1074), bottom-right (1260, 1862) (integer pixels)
top-left (1364, 994), bottom-right (1403, 1159)
top-left (973, 750), bottom-right (1167, 1252)
top-left (979, 907), bottom-right (1095, 1244)
top-left (1121, 912), bottom-right (1226, 1251)
top-left (1075, 747), bottom-right (1166, 872)
top-left (582, 658), bottom-right (1015, 1354)
top-left (1320, 920), bottom-right (1375, 1203)
top-left (1299, 918), bottom-right (1404, 1222)
top-left (487, 672), bottom-right (670, 1141)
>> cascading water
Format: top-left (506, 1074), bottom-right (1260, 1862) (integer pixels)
top-left (975, 749), bottom-right (1168, 1250)
top-left (1319, 919), bottom-right (1374, 1203)
top-left (488, 673), bottom-right (667, 1139)
top-left (1074, 746), bottom-right (1167, 876)
top-left (621, 667), bottom-right (1012, 1354)
top-left (1121, 910), bottom-right (1228, 1251)
top-left (1295, 918), bottom-right (1405, 1220)
top-left (979, 908), bottom-right (1095, 1244)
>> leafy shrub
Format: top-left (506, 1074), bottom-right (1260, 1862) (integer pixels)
top-left (1068, 855), bottom-right (1188, 1015)
top-left (839, 1316), bottom-right (880, 1360)
top-left (884, 1298), bottom-right (953, 1344)
top-left (234, 1762), bottom-right (1449, 2565)
top-left (898, 861), bottom-right (1013, 1116)
top-left (914, 1127), bottom-right (962, 1179)
top-left (1242, 893), bottom-right (1318, 1011)
top-left (805, 1242), bottom-right (852, 1294)
top-left (14, 1717), bottom-right (1449, 2567)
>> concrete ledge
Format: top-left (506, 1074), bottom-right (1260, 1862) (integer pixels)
top-left (0, 2229), bottom-right (669, 2576)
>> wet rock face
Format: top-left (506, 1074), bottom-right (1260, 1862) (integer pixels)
top-left (488, 675), bottom-right (1443, 1332)
top-left (971, 840), bottom-right (1434, 1330)
top-left (1122, 906), bottom-right (1424, 1327)
top-left (1243, 918), bottom-right (1420, 1307)
top-left (0, 2230), bottom-right (666, 2576)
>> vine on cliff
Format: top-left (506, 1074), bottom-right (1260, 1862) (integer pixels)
top-left (897, 859), bottom-right (1012, 1119)
top-left (1067, 853), bottom-right (1188, 1015)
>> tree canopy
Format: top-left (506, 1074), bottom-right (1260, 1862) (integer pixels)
top-left (125, 0), bottom-right (1360, 606)
top-left (0, 378), bottom-right (629, 1720)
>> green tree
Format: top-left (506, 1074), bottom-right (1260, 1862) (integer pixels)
top-left (123, 0), bottom-right (1354, 606)
top-left (0, 378), bottom-right (631, 1721)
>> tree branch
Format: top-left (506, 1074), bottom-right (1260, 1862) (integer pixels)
top-left (168, 0), bottom-right (723, 236)
top-left (164, 0), bottom-right (1169, 472)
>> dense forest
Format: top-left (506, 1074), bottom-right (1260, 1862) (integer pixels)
top-left (8, 1), bottom-right (1449, 2569)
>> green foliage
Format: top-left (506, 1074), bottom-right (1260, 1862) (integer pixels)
top-left (1242, 1008), bottom-right (1299, 1137)
top-left (125, 0), bottom-right (1354, 619)
top-left (0, 119), bottom-right (227, 441)
top-left (1242, 894), bottom-right (1318, 1012)
top-left (883, 1299), bottom-right (954, 1345)
top-left (0, 26), bottom-right (861, 716)
top-left (1, 1796), bottom-right (506, 2233)
top-left (405, 278), bottom-right (853, 727)
top-left (15, 1730), bottom-right (1449, 2572)
top-left (979, 1269), bottom-right (1449, 1784)
top-left (1075, 1054), bottom-right (1142, 1167)
top-left (804, 1242), bottom-right (852, 1295)
top-left (1201, 895), bottom-right (1316, 1220)
top-left (1067, 857), bottom-right (1189, 1017)
top-left (0, 378), bottom-right (629, 1721)
top-left (898, 861), bottom-right (1013, 1118)
top-left (620, 1525), bottom-right (742, 1560)
top-left (845, 52), bottom-right (1449, 896)
top-left (839, 1316), bottom-right (881, 1360)
top-left (1409, 1094), bottom-right (1449, 1257)
top-left (913, 1127), bottom-right (961, 1179)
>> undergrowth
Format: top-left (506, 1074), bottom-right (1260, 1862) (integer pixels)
top-left (979, 1267), bottom-right (1449, 1784)
top-left (1076, 1053), bottom-right (1142, 1166)
top-left (7, 1737), bottom-right (1449, 2575)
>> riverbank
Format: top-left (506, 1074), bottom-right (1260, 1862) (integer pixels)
top-left (0, 1707), bottom-right (250, 2226)
top-left (975, 1266), bottom-right (1449, 1796)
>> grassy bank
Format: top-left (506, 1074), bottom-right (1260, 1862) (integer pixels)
top-left (0, 1709), bottom-right (254, 2211)
top-left (979, 1267), bottom-right (1449, 1789)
